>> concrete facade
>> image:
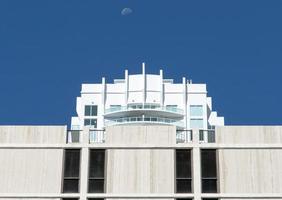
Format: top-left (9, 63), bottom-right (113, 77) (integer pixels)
top-left (0, 125), bottom-right (282, 200)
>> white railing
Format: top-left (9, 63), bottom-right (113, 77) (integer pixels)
top-left (89, 130), bottom-right (105, 143)
top-left (176, 130), bottom-right (193, 143)
top-left (199, 129), bottom-right (215, 143)
top-left (105, 116), bottom-right (184, 127)
top-left (105, 104), bottom-right (184, 115)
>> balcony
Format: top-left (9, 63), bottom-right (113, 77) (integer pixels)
top-left (199, 129), bottom-right (215, 143)
top-left (104, 104), bottom-right (184, 119)
top-left (176, 130), bottom-right (193, 143)
top-left (104, 116), bottom-right (184, 128)
top-left (66, 129), bottom-right (216, 144)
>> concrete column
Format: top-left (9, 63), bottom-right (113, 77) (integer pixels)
top-left (192, 129), bottom-right (201, 200)
top-left (80, 127), bottom-right (90, 200)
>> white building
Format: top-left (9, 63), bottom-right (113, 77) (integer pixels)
top-left (0, 64), bottom-right (281, 200)
top-left (71, 63), bottom-right (224, 132)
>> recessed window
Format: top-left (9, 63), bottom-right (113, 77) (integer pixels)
top-left (62, 149), bottom-right (81, 193)
top-left (176, 149), bottom-right (192, 193)
top-left (190, 119), bottom-right (204, 128)
top-left (88, 149), bottom-right (105, 193)
top-left (190, 105), bottom-right (203, 116)
top-left (201, 149), bottom-right (218, 193)
top-left (85, 105), bottom-right (98, 116)
top-left (84, 119), bottom-right (97, 128)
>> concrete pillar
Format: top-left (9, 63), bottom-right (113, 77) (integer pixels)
top-left (192, 129), bottom-right (201, 200)
top-left (80, 127), bottom-right (90, 200)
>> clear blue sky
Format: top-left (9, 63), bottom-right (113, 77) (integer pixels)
top-left (0, 0), bottom-right (281, 126)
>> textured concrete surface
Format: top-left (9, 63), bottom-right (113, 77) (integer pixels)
top-left (0, 126), bottom-right (66, 144)
top-left (216, 126), bottom-right (282, 144)
top-left (219, 149), bottom-right (282, 193)
top-left (0, 149), bottom-right (63, 193)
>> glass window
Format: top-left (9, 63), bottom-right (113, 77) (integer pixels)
top-left (110, 105), bottom-right (121, 112)
top-left (84, 119), bottom-right (97, 128)
top-left (190, 105), bottom-right (203, 116)
top-left (201, 149), bottom-right (218, 193)
top-left (176, 150), bottom-right (192, 193)
top-left (62, 149), bottom-right (80, 193)
top-left (85, 105), bottom-right (98, 116)
top-left (88, 149), bottom-right (105, 193)
top-left (67, 130), bottom-right (80, 143)
top-left (190, 119), bottom-right (204, 128)
top-left (166, 105), bottom-right (178, 112)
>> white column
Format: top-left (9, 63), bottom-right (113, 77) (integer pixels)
top-left (101, 77), bottom-right (106, 128)
top-left (142, 62), bottom-right (146, 105)
top-left (192, 129), bottom-right (201, 200)
top-left (124, 69), bottom-right (129, 105)
top-left (182, 77), bottom-right (187, 129)
top-left (80, 127), bottom-right (90, 200)
top-left (160, 69), bottom-right (164, 106)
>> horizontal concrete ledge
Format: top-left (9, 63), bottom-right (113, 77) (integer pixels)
top-left (1, 193), bottom-right (282, 198)
top-left (1, 144), bottom-right (282, 149)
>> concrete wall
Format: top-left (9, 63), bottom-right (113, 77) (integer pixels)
top-left (0, 126), bottom-right (65, 199)
top-left (106, 149), bottom-right (174, 194)
top-left (218, 149), bottom-right (282, 193)
top-left (216, 126), bottom-right (282, 144)
top-left (0, 126), bottom-right (66, 144)
top-left (106, 125), bottom-right (176, 146)
top-left (105, 125), bottom-right (175, 194)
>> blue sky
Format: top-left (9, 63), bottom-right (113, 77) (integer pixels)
top-left (0, 0), bottom-right (281, 125)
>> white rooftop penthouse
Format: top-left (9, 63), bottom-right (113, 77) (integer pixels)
top-left (71, 63), bottom-right (224, 132)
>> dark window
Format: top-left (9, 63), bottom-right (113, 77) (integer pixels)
top-left (84, 119), bottom-right (97, 128)
top-left (88, 149), bottom-right (105, 193)
top-left (85, 105), bottom-right (98, 116)
top-left (62, 149), bottom-right (80, 193)
top-left (176, 149), bottom-right (192, 193)
top-left (201, 149), bottom-right (218, 193)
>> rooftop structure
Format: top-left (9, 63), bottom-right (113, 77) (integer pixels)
top-left (71, 63), bottom-right (224, 131)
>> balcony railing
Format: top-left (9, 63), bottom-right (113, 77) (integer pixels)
top-left (105, 104), bottom-right (184, 115)
top-left (176, 130), bottom-right (193, 143)
top-left (66, 129), bottom-right (215, 144)
top-left (105, 116), bottom-right (184, 127)
top-left (89, 130), bottom-right (105, 143)
top-left (67, 130), bottom-right (80, 143)
top-left (199, 129), bottom-right (215, 143)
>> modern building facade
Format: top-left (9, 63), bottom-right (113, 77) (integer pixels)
top-left (0, 64), bottom-right (281, 200)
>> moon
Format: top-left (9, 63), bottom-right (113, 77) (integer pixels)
top-left (121, 8), bottom-right (133, 16)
